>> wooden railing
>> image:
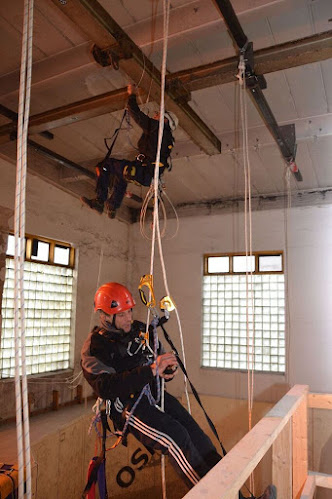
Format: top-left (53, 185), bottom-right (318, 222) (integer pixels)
top-left (301, 392), bottom-right (332, 499)
top-left (183, 385), bottom-right (332, 499)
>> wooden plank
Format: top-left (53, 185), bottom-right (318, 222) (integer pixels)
top-left (292, 397), bottom-right (308, 499)
top-left (300, 475), bottom-right (316, 499)
top-left (0, 42), bottom-right (93, 98)
top-left (311, 471), bottom-right (332, 489)
top-left (308, 393), bottom-right (332, 410)
top-left (183, 385), bottom-right (308, 499)
top-left (272, 419), bottom-right (292, 498)
top-left (169, 30), bottom-right (332, 92)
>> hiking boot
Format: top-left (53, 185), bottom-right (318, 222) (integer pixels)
top-left (81, 197), bottom-right (104, 214)
top-left (256, 485), bottom-right (277, 499)
top-left (105, 201), bottom-right (117, 219)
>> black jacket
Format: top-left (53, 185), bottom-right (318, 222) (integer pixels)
top-left (127, 95), bottom-right (174, 165)
top-left (81, 320), bottom-right (164, 403)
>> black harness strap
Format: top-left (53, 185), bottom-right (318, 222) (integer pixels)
top-left (159, 321), bottom-right (227, 457)
top-left (103, 110), bottom-right (128, 164)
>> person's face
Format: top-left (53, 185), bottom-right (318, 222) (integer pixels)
top-left (114, 308), bottom-right (133, 333)
top-left (153, 112), bottom-right (168, 123)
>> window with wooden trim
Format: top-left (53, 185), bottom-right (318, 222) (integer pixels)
top-left (0, 234), bottom-right (75, 379)
top-left (202, 252), bottom-right (285, 373)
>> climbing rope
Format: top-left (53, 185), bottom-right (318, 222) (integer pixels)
top-left (14, 0), bottom-right (34, 497)
top-left (151, 0), bottom-right (191, 411)
top-left (238, 52), bottom-right (256, 495)
top-left (139, 183), bottom-right (180, 241)
top-left (137, 1), bottom-right (191, 494)
top-left (284, 165), bottom-right (292, 386)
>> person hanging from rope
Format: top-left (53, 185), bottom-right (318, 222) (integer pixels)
top-left (81, 282), bottom-right (277, 499)
top-left (81, 84), bottom-right (178, 219)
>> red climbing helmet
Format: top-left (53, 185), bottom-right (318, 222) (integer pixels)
top-left (94, 282), bottom-right (135, 315)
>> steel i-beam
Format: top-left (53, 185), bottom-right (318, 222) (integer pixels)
top-left (212, 0), bottom-right (302, 180)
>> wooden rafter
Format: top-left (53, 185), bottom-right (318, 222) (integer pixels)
top-left (49, 0), bottom-right (221, 155)
top-left (0, 31), bottom-right (330, 141)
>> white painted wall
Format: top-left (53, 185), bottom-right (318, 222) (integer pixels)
top-left (0, 156), bottom-right (130, 418)
top-left (1, 150), bottom-right (332, 412)
top-left (129, 203), bottom-right (332, 402)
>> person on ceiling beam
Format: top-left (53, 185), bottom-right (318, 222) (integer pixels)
top-left (81, 84), bottom-right (178, 219)
top-left (81, 282), bottom-right (277, 499)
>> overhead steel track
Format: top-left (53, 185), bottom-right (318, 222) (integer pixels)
top-left (212, 0), bottom-right (303, 181)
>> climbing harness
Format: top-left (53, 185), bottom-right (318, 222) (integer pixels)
top-left (102, 109), bottom-right (128, 164)
top-left (83, 309), bottom-right (164, 498)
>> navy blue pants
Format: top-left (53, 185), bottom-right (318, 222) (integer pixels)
top-left (96, 158), bottom-right (165, 210)
top-left (112, 391), bottom-right (222, 489)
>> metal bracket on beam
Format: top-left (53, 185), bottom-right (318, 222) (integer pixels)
top-left (166, 78), bottom-right (191, 103)
top-left (279, 124), bottom-right (302, 182)
top-left (242, 42), bottom-right (266, 90)
top-left (92, 45), bottom-right (121, 69)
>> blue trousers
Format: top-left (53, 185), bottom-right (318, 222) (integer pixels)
top-left (96, 158), bottom-right (165, 210)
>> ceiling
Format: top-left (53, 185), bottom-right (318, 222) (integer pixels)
top-left (0, 0), bottom-right (331, 221)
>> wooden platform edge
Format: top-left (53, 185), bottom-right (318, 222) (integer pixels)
top-left (300, 472), bottom-right (332, 498)
top-left (308, 393), bottom-right (332, 410)
top-left (183, 385), bottom-right (309, 499)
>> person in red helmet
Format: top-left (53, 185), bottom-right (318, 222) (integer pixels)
top-left (81, 282), bottom-right (276, 499)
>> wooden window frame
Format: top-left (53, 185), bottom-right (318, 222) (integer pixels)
top-left (204, 251), bottom-right (284, 276)
top-left (6, 233), bottom-right (75, 269)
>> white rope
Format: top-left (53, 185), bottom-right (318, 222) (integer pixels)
top-left (139, 1), bottom-right (190, 494)
top-left (238, 53), bottom-right (255, 495)
top-left (284, 165), bottom-right (292, 386)
top-left (14, 0), bottom-right (34, 496)
top-left (140, 184), bottom-right (180, 241)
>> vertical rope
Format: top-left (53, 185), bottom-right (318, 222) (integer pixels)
top-left (238, 53), bottom-right (255, 495)
top-left (284, 166), bottom-right (292, 386)
top-left (14, 0), bottom-right (34, 496)
top-left (147, 2), bottom-right (170, 496)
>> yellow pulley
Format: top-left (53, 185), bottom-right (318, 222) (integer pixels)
top-left (160, 295), bottom-right (176, 312)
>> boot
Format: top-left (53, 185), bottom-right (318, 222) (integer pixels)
top-left (105, 201), bottom-right (117, 219)
top-left (81, 197), bottom-right (104, 214)
top-left (257, 485), bottom-right (277, 499)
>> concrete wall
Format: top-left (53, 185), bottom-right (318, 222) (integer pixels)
top-left (0, 156), bottom-right (130, 420)
top-left (129, 203), bottom-right (332, 402)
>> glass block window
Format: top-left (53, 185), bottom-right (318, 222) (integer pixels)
top-left (0, 234), bottom-right (75, 379)
top-left (202, 252), bottom-right (285, 373)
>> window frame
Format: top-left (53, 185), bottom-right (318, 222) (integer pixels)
top-left (202, 250), bottom-right (286, 374)
top-left (1, 233), bottom-right (76, 379)
top-left (204, 251), bottom-right (284, 276)
top-left (6, 233), bottom-right (75, 268)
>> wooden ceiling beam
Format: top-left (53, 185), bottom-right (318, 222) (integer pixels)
top-left (171, 30), bottom-right (332, 92)
top-left (0, 30), bottom-right (330, 143)
top-left (50, 0), bottom-right (221, 155)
